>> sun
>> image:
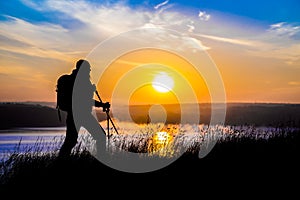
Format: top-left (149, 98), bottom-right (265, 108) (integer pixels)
top-left (152, 72), bottom-right (174, 93)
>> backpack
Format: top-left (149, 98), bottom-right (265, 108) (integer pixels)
top-left (56, 74), bottom-right (74, 121)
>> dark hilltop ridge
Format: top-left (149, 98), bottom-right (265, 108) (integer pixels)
top-left (0, 102), bottom-right (106, 130)
top-left (0, 102), bottom-right (300, 130)
top-left (128, 102), bottom-right (300, 127)
top-left (0, 102), bottom-right (66, 130)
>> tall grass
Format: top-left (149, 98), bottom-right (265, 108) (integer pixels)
top-left (0, 123), bottom-right (298, 184)
top-left (0, 132), bottom-right (95, 184)
top-left (106, 123), bottom-right (299, 157)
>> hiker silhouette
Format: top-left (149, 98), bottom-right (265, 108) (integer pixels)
top-left (57, 59), bottom-right (110, 158)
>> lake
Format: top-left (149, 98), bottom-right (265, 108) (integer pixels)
top-left (0, 127), bottom-right (69, 161)
top-left (1, 124), bottom-right (298, 163)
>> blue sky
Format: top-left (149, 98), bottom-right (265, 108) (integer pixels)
top-left (173, 0), bottom-right (300, 23)
top-left (0, 0), bottom-right (300, 103)
top-left (1, 0), bottom-right (299, 24)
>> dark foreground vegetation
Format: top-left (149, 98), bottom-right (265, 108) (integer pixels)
top-left (0, 129), bottom-right (299, 194)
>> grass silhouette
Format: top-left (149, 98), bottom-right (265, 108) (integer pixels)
top-left (0, 124), bottom-right (299, 193)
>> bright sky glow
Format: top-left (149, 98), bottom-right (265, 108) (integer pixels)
top-left (0, 0), bottom-right (299, 103)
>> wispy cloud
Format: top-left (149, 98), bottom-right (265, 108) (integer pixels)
top-left (249, 43), bottom-right (300, 66)
top-left (187, 24), bottom-right (195, 33)
top-left (193, 33), bottom-right (258, 47)
top-left (44, 0), bottom-right (147, 34)
top-left (3, 0), bottom-right (299, 64)
top-left (268, 22), bottom-right (300, 38)
top-left (23, 0), bottom-right (181, 34)
top-left (0, 16), bottom-right (86, 62)
top-left (154, 0), bottom-right (169, 10)
top-left (0, 0), bottom-right (200, 63)
top-left (186, 20), bottom-right (195, 33)
top-left (244, 22), bottom-right (300, 65)
top-left (198, 11), bottom-right (210, 21)
top-left (20, 0), bottom-right (45, 11)
top-left (191, 20), bottom-right (300, 65)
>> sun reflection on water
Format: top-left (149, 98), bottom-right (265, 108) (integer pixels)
top-left (154, 131), bottom-right (171, 144)
top-left (148, 130), bottom-right (176, 157)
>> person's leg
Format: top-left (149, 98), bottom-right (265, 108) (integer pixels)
top-left (82, 113), bottom-right (107, 160)
top-left (59, 112), bottom-right (79, 157)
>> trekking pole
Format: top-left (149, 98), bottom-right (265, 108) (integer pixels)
top-left (95, 90), bottom-right (119, 136)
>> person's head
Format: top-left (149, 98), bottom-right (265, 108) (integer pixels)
top-left (76, 59), bottom-right (91, 70)
top-left (74, 59), bottom-right (91, 76)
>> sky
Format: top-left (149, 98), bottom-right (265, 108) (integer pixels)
top-left (0, 0), bottom-right (300, 104)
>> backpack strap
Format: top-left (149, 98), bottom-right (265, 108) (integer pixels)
top-left (56, 104), bottom-right (62, 122)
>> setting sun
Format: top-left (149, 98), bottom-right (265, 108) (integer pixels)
top-left (152, 72), bottom-right (174, 93)
top-left (96, 48), bottom-right (211, 105)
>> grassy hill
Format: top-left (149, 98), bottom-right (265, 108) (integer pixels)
top-left (0, 102), bottom-right (67, 129)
